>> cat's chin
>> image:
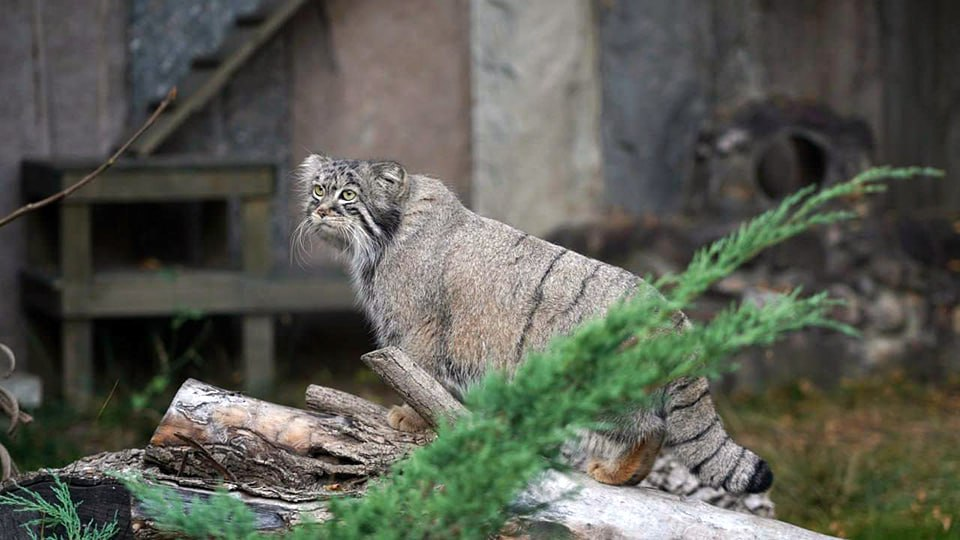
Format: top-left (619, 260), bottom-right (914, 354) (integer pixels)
top-left (316, 228), bottom-right (350, 251)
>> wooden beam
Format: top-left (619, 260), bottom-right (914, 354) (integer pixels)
top-left (243, 316), bottom-right (274, 396)
top-left (21, 159), bottom-right (275, 202)
top-left (56, 168), bottom-right (273, 203)
top-left (21, 270), bottom-right (356, 318)
top-left (61, 320), bottom-right (93, 408)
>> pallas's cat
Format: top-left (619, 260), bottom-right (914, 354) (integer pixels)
top-left (293, 154), bottom-right (772, 493)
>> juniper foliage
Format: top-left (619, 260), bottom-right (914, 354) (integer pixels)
top-left (120, 166), bottom-right (939, 539)
top-left (0, 475), bottom-right (120, 540)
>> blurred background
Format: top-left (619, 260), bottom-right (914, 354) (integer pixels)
top-left (0, 0), bottom-right (958, 537)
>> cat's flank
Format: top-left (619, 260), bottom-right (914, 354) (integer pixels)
top-left (293, 154), bottom-right (773, 494)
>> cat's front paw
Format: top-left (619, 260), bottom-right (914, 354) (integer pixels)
top-left (387, 404), bottom-right (430, 432)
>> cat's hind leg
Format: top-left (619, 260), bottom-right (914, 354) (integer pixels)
top-left (586, 430), bottom-right (664, 485)
top-left (580, 412), bottom-right (665, 486)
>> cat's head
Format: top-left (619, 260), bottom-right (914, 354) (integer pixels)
top-left (292, 154), bottom-right (407, 265)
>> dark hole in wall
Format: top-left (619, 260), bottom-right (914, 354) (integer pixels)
top-left (755, 132), bottom-right (828, 199)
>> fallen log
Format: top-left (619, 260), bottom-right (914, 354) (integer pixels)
top-left (144, 377), bottom-right (429, 499)
top-left (1, 347), bottom-right (835, 538)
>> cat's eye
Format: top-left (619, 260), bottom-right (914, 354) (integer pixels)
top-left (340, 189), bottom-right (357, 201)
top-left (313, 185), bottom-right (325, 198)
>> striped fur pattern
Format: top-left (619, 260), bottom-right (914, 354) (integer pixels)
top-left (294, 155), bottom-right (773, 494)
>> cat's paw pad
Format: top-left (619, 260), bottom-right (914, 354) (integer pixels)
top-left (387, 404), bottom-right (429, 432)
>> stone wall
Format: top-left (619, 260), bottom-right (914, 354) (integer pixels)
top-left (595, 0), bottom-right (884, 216)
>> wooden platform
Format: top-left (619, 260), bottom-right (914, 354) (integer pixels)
top-left (20, 157), bottom-right (353, 406)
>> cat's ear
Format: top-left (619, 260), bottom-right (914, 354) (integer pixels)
top-left (371, 160), bottom-right (407, 196)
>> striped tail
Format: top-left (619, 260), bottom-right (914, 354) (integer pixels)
top-left (661, 377), bottom-right (773, 494)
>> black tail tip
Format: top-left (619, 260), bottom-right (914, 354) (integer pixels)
top-left (745, 460), bottom-right (774, 493)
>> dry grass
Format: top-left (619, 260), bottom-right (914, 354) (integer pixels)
top-left (718, 373), bottom-right (960, 539)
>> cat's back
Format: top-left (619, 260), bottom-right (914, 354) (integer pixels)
top-left (372, 175), bottom-right (651, 391)
top-left (431, 197), bottom-right (645, 371)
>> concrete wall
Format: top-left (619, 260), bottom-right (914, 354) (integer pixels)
top-left (470, 0), bottom-right (604, 236)
top-left (597, 0), bottom-right (712, 215)
top-left (0, 0), bottom-right (128, 369)
top-left (289, 0), bottom-right (472, 200)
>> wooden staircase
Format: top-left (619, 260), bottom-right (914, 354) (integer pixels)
top-left (130, 0), bottom-right (309, 156)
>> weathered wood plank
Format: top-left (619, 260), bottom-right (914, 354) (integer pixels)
top-left (57, 169), bottom-right (273, 203)
top-left (61, 320), bottom-right (93, 409)
top-left (21, 270), bottom-right (355, 318)
top-left (241, 195), bottom-right (272, 275)
top-left (243, 316), bottom-right (275, 395)
top-left (21, 159), bottom-right (275, 202)
top-left (241, 195), bottom-right (275, 393)
top-left (59, 204), bottom-right (91, 282)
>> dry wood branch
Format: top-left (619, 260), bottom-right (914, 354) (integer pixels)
top-left (0, 87), bottom-right (177, 229)
top-left (304, 385), bottom-right (390, 421)
top-left (360, 346), bottom-right (466, 428)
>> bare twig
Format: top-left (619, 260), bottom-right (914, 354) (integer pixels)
top-left (0, 343), bottom-right (15, 378)
top-left (0, 342), bottom-right (28, 481)
top-left (0, 87), bottom-right (177, 229)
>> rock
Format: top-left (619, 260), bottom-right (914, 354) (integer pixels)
top-left (0, 373), bottom-right (42, 409)
top-left (867, 290), bottom-right (906, 333)
top-left (871, 257), bottom-right (904, 288)
top-left (855, 275), bottom-right (878, 298)
top-left (828, 283), bottom-right (862, 326)
top-left (864, 336), bottom-right (907, 368)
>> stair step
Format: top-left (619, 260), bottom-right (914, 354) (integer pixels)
top-left (131, 0), bottom-right (310, 156)
top-left (236, 0), bottom-right (286, 26)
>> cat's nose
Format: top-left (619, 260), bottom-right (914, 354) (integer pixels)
top-left (315, 206), bottom-right (332, 218)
